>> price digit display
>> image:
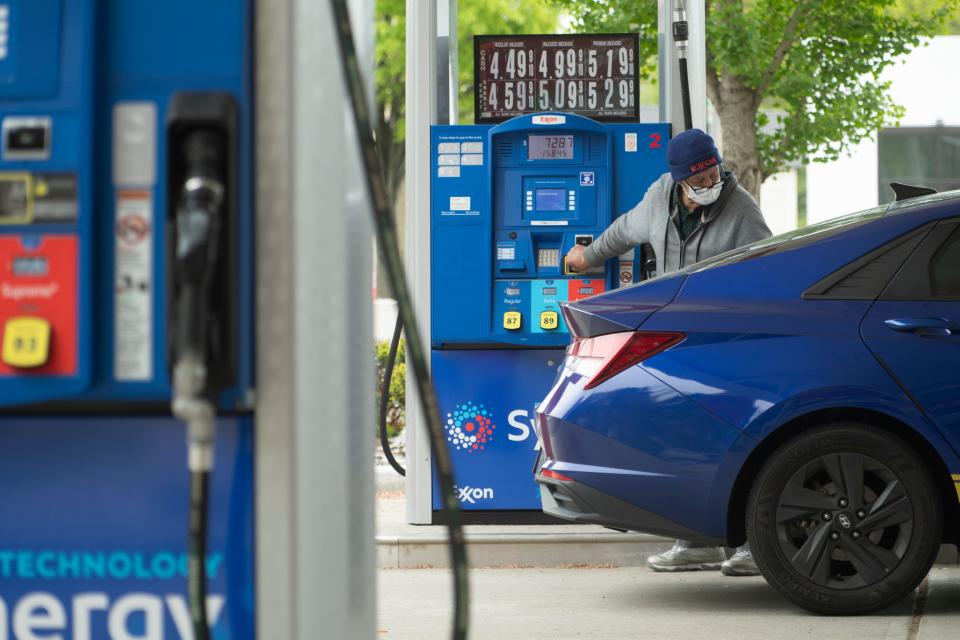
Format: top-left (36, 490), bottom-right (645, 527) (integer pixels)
top-left (475, 34), bottom-right (639, 123)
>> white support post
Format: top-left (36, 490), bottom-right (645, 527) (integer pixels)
top-left (658, 0), bottom-right (707, 132)
top-left (437, 0), bottom-right (459, 124)
top-left (404, 0), bottom-right (438, 524)
top-left (255, 0), bottom-right (375, 637)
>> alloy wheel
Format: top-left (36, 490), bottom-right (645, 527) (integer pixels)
top-left (775, 452), bottom-right (913, 590)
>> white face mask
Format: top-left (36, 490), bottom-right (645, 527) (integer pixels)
top-left (683, 180), bottom-right (723, 206)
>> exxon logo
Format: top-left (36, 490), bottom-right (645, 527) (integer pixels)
top-left (456, 486), bottom-right (494, 504)
top-left (532, 115), bottom-right (566, 125)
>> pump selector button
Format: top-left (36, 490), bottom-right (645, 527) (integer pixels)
top-left (540, 311), bottom-right (559, 330)
top-left (503, 311), bottom-right (522, 331)
top-left (2, 317), bottom-right (51, 368)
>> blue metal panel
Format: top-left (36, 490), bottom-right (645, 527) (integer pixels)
top-left (87, 0), bottom-right (255, 406)
top-left (431, 126), bottom-right (491, 346)
top-left (432, 350), bottom-right (561, 510)
top-left (609, 123), bottom-right (670, 283)
top-left (0, 0), bottom-right (64, 99)
top-left (0, 415), bottom-right (254, 638)
top-left (0, 0), bottom-right (95, 405)
top-left (0, 0), bottom-right (254, 409)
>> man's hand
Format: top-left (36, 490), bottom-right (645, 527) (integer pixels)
top-left (565, 244), bottom-right (589, 273)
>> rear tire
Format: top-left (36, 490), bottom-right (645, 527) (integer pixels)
top-left (746, 422), bottom-right (941, 615)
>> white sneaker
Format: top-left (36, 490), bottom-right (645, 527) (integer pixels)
top-left (646, 542), bottom-right (724, 572)
top-left (721, 545), bottom-right (760, 576)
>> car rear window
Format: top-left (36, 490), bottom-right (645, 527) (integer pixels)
top-left (932, 226), bottom-right (960, 297)
top-left (679, 205), bottom-right (889, 275)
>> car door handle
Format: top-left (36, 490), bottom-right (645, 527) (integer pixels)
top-left (884, 317), bottom-right (960, 336)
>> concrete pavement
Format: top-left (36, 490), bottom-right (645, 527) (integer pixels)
top-left (378, 565), bottom-right (960, 640)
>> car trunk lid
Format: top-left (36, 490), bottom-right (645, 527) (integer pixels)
top-left (562, 273), bottom-right (686, 339)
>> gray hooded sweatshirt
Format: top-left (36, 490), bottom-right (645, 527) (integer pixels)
top-left (583, 171), bottom-right (772, 275)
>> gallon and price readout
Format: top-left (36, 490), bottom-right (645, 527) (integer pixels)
top-left (474, 34), bottom-right (639, 123)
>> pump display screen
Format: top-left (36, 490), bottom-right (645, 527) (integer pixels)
top-left (475, 34), bottom-right (639, 123)
top-left (534, 188), bottom-right (567, 211)
top-left (528, 136), bottom-right (573, 161)
top-left (542, 287), bottom-right (558, 296)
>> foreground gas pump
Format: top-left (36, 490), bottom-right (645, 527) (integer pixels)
top-left (0, 1), bottom-right (255, 637)
top-left (426, 112), bottom-right (668, 518)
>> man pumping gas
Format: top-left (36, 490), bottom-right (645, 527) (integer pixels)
top-left (566, 128), bottom-right (770, 278)
top-left (565, 128), bottom-right (772, 576)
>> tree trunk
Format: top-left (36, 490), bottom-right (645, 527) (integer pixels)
top-left (711, 76), bottom-right (764, 202)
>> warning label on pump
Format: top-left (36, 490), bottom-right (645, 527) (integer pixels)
top-left (114, 191), bottom-right (153, 381)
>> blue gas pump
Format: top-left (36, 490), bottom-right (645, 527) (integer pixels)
top-left (0, 2), bottom-right (254, 638)
top-left (429, 113), bottom-right (668, 517)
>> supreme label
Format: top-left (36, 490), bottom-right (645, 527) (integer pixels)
top-left (0, 235), bottom-right (78, 376)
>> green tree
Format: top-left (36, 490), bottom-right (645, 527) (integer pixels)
top-left (374, 0), bottom-right (407, 207)
top-left (455, 2), bottom-right (560, 123)
top-left (549, 0), bottom-right (955, 199)
top-left (374, 0), bottom-right (558, 207)
top-left (890, 0), bottom-right (960, 33)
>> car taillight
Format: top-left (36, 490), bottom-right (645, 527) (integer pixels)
top-left (540, 468), bottom-right (573, 482)
top-left (565, 331), bottom-right (684, 390)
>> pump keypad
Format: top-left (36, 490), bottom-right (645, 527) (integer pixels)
top-left (537, 248), bottom-right (560, 269)
top-left (2, 317), bottom-right (51, 368)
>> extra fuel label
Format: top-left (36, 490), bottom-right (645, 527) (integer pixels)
top-left (114, 190), bottom-right (153, 381)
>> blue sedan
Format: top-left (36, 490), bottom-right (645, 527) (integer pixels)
top-left (535, 190), bottom-right (960, 615)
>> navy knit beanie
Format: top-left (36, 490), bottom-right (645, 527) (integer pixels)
top-left (666, 129), bottom-right (722, 182)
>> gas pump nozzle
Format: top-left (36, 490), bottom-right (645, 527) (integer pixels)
top-left (170, 130), bottom-right (226, 640)
top-left (171, 130), bottom-right (225, 474)
top-left (165, 95), bottom-right (236, 640)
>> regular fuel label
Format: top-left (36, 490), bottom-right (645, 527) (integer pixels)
top-left (474, 34), bottom-right (639, 123)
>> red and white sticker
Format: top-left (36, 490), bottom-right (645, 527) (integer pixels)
top-left (114, 190), bottom-right (153, 381)
top-left (618, 261), bottom-right (634, 286)
top-left (532, 114), bottom-right (566, 125)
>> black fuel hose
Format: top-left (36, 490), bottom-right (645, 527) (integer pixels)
top-left (673, 1), bottom-right (693, 131)
top-left (677, 57), bottom-right (693, 131)
top-left (188, 470), bottom-right (212, 640)
top-left (379, 315), bottom-right (406, 476)
top-left (328, 2), bottom-right (469, 639)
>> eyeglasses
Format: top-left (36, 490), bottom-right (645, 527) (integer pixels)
top-left (685, 167), bottom-right (723, 193)
top-left (686, 179), bottom-right (722, 194)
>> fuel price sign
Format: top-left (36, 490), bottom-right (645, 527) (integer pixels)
top-left (474, 34), bottom-right (639, 123)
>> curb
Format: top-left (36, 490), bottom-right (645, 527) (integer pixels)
top-left (377, 532), bottom-right (675, 569)
top-left (377, 535), bottom-right (960, 570)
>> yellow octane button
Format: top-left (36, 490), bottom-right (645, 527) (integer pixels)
top-left (503, 311), bottom-right (522, 331)
top-left (2, 317), bottom-right (51, 368)
top-left (540, 311), bottom-right (559, 330)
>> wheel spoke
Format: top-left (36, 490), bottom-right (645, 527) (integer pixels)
top-left (859, 480), bottom-right (912, 532)
top-left (823, 453), bottom-right (865, 508)
top-left (790, 523), bottom-right (836, 582)
top-left (777, 484), bottom-right (836, 523)
top-left (841, 537), bottom-right (900, 584)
